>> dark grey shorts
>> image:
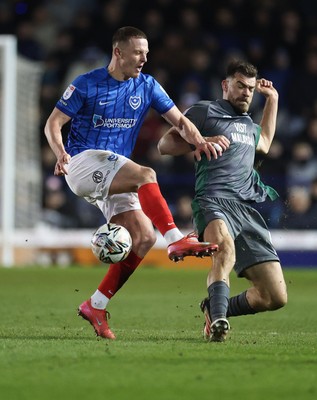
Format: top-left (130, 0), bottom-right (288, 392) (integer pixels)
top-left (192, 197), bottom-right (280, 276)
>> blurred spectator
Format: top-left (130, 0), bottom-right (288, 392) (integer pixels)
top-left (287, 50), bottom-right (317, 119)
top-left (303, 116), bottom-right (317, 154)
top-left (132, 110), bottom-right (167, 164)
top-left (246, 38), bottom-right (267, 72)
top-left (261, 47), bottom-right (293, 110)
top-left (178, 7), bottom-right (204, 48)
top-left (40, 54), bottom-right (65, 134)
top-left (247, 2), bottom-right (275, 42)
top-left (177, 78), bottom-right (202, 113)
top-left (151, 29), bottom-right (189, 90)
top-left (173, 195), bottom-right (194, 230)
top-left (300, 0), bottom-right (317, 29)
top-left (62, 46), bottom-right (108, 87)
top-left (307, 177), bottom-right (317, 229)
top-left (211, 6), bottom-right (243, 55)
top-left (92, 0), bottom-right (125, 52)
top-left (68, 10), bottom-right (95, 52)
top-left (140, 8), bottom-right (165, 48)
top-left (16, 20), bottom-right (44, 60)
top-left (285, 141), bottom-right (317, 188)
top-left (177, 48), bottom-right (212, 111)
top-left (309, 177), bottom-right (317, 205)
top-left (42, 176), bottom-right (78, 228)
top-left (47, 0), bottom-right (97, 29)
top-left (256, 139), bottom-right (287, 196)
top-left (42, 144), bottom-right (58, 180)
top-left (275, 8), bottom-right (304, 69)
top-left (280, 186), bottom-right (317, 230)
top-left (30, 4), bottom-right (59, 55)
top-left (254, 139), bottom-right (286, 228)
top-left (49, 29), bottom-right (77, 79)
top-left (74, 196), bottom-right (105, 229)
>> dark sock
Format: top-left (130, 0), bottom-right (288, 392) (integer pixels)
top-left (227, 291), bottom-right (257, 317)
top-left (207, 281), bottom-right (230, 320)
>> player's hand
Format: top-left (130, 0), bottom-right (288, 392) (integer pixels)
top-left (194, 141), bottom-right (216, 161)
top-left (205, 135), bottom-right (230, 155)
top-left (256, 79), bottom-right (278, 98)
top-left (54, 152), bottom-right (71, 176)
top-left (194, 135), bottom-right (230, 161)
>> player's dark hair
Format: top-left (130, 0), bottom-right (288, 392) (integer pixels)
top-left (226, 59), bottom-right (258, 78)
top-left (112, 26), bottom-right (147, 46)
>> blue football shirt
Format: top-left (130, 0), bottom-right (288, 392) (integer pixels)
top-left (56, 67), bottom-right (175, 158)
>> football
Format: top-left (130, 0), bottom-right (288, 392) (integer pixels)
top-left (91, 223), bottom-right (132, 264)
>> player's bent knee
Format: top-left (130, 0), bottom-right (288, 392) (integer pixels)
top-left (268, 291), bottom-right (288, 310)
top-left (132, 229), bottom-right (157, 256)
top-left (143, 230), bottom-right (157, 249)
top-left (255, 287), bottom-right (287, 311)
top-left (276, 291), bottom-right (288, 308)
top-left (139, 166), bottom-right (157, 184)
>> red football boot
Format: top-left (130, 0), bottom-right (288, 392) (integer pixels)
top-left (168, 232), bottom-right (218, 262)
top-left (78, 299), bottom-right (116, 339)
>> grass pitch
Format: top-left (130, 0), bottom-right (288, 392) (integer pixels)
top-left (0, 265), bottom-right (316, 400)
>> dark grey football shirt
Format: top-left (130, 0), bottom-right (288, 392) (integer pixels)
top-left (185, 99), bottom-right (278, 203)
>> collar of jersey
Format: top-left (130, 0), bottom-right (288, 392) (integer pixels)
top-left (216, 99), bottom-right (250, 117)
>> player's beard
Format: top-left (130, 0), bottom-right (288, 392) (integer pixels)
top-left (233, 97), bottom-right (250, 113)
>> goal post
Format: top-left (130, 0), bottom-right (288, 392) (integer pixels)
top-left (0, 35), bottom-right (17, 267)
top-left (0, 35), bottom-right (43, 267)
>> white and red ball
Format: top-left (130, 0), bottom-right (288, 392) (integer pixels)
top-left (91, 223), bottom-right (132, 264)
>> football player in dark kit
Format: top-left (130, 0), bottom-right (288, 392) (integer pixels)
top-left (158, 60), bottom-right (287, 342)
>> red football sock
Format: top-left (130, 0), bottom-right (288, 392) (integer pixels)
top-left (138, 182), bottom-right (176, 235)
top-left (98, 251), bottom-right (142, 299)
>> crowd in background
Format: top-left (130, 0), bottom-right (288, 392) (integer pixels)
top-left (2, 0), bottom-right (317, 230)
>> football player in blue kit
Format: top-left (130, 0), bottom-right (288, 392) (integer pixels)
top-left (158, 60), bottom-right (287, 342)
top-left (44, 26), bottom-right (224, 339)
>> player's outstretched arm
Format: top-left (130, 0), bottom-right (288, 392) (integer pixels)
top-left (44, 107), bottom-right (72, 176)
top-left (256, 79), bottom-right (279, 154)
top-left (158, 127), bottom-right (193, 156)
top-left (161, 106), bottom-right (231, 160)
top-left (158, 127), bottom-right (230, 158)
top-left (162, 106), bottom-right (217, 161)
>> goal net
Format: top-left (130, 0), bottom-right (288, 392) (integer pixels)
top-left (0, 35), bottom-right (43, 266)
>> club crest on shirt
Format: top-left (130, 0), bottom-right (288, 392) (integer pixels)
top-left (129, 96), bottom-right (141, 110)
top-left (92, 170), bottom-right (103, 183)
top-left (107, 154), bottom-right (118, 162)
top-left (62, 84), bottom-right (76, 100)
top-left (93, 114), bottom-right (104, 128)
